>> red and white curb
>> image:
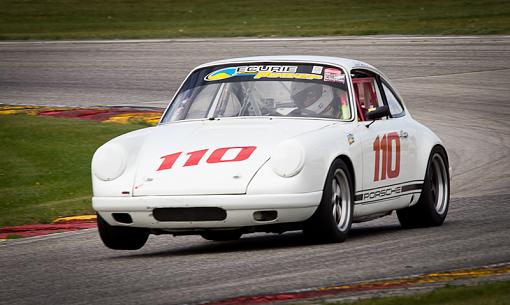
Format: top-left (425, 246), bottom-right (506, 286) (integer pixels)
top-left (202, 263), bottom-right (510, 305)
top-left (0, 104), bottom-right (163, 125)
top-left (0, 215), bottom-right (97, 240)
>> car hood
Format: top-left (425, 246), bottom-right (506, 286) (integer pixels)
top-left (132, 118), bottom-right (334, 196)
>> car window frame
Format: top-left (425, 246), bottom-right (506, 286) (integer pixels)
top-left (159, 61), bottom-right (358, 125)
top-left (380, 79), bottom-right (406, 118)
top-left (351, 69), bottom-right (387, 122)
top-left (351, 68), bottom-right (407, 121)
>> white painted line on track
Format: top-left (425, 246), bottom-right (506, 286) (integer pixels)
top-left (241, 35), bottom-right (510, 42)
top-left (0, 35), bottom-right (509, 45)
top-left (393, 67), bottom-right (510, 80)
top-left (0, 228), bottom-right (96, 247)
top-left (0, 101), bottom-right (165, 109)
top-left (140, 100), bottom-right (169, 105)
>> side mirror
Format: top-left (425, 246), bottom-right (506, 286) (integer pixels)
top-left (366, 105), bottom-right (390, 120)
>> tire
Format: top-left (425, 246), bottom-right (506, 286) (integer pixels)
top-left (303, 159), bottom-right (354, 242)
top-left (397, 146), bottom-right (450, 228)
top-left (201, 230), bottom-right (242, 241)
top-left (97, 214), bottom-right (150, 250)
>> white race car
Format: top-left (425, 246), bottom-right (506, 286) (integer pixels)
top-left (92, 56), bottom-right (450, 250)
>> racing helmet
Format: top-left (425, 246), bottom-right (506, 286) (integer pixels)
top-left (290, 82), bottom-right (334, 114)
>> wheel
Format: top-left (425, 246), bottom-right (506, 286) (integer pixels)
top-left (97, 214), bottom-right (150, 250)
top-left (303, 159), bottom-right (354, 242)
top-left (201, 230), bottom-right (242, 241)
top-left (397, 146), bottom-right (450, 228)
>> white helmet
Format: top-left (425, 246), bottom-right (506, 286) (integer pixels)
top-left (290, 82), bottom-right (334, 114)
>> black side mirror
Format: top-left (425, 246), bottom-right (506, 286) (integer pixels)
top-left (366, 105), bottom-right (390, 120)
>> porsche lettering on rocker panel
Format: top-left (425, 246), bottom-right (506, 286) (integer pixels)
top-left (355, 181), bottom-right (423, 204)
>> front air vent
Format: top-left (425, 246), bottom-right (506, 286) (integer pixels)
top-left (153, 207), bottom-right (227, 222)
top-left (112, 213), bottom-right (133, 224)
top-left (253, 210), bottom-right (278, 222)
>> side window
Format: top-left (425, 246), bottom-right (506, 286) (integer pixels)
top-left (352, 73), bottom-right (384, 121)
top-left (382, 82), bottom-right (404, 117)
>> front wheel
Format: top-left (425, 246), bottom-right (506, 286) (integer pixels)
top-left (397, 146), bottom-right (450, 228)
top-left (303, 159), bottom-right (354, 242)
top-left (97, 214), bottom-right (150, 250)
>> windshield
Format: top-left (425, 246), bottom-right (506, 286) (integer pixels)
top-left (161, 63), bottom-right (352, 123)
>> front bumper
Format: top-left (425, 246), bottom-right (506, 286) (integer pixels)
top-left (93, 192), bottom-right (322, 229)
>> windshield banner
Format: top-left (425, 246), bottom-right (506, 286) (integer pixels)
top-left (204, 64), bottom-right (343, 83)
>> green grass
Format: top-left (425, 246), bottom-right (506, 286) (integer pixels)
top-left (0, 0), bottom-right (509, 40)
top-left (5, 234), bottom-right (23, 239)
top-left (324, 281), bottom-right (510, 305)
top-left (0, 115), bottom-right (143, 227)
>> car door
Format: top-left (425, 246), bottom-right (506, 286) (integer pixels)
top-left (351, 70), bottom-right (419, 214)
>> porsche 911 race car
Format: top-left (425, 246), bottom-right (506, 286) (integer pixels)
top-left (92, 56), bottom-right (450, 250)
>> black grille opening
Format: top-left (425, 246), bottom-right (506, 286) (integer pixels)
top-left (112, 213), bottom-right (133, 224)
top-left (153, 207), bottom-right (227, 222)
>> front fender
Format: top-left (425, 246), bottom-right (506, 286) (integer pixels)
top-left (92, 127), bottom-right (154, 197)
top-left (247, 123), bottom-right (362, 195)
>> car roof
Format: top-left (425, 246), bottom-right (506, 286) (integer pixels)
top-left (195, 55), bottom-right (383, 75)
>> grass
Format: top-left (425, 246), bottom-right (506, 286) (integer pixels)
top-left (0, 115), bottom-right (144, 227)
top-left (0, 0), bottom-right (508, 40)
top-left (5, 234), bottom-right (23, 239)
top-left (324, 281), bottom-right (510, 305)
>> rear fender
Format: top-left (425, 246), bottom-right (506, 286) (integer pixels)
top-left (409, 122), bottom-right (449, 206)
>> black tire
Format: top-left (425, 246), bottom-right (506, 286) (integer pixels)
top-left (97, 214), bottom-right (150, 250)
top-left (303, 159), bottom-right (354, 242)
top-left (201, 230), bottom-right (242, 241)
top-left (397, 146), bottom-right (450, 228)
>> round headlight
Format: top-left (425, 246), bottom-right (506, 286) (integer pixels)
top-left (270, 140), bottom-right (305, 178)
top-left (92, 144), bottom-right (127, 181)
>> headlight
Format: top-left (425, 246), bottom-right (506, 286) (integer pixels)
top-left (270, 140), bottom-right (305, 178)
top-left (92, 144), bottom-right (127, 181)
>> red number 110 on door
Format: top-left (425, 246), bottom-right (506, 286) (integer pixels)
top-left (373, 132), bottom-right (400, 181)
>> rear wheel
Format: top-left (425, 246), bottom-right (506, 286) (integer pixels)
top-left (201, 230), bottom-right (242, 241)
top-left (97, 214), bottom-right (150, 250)
top-left (397, 147), bottom-right (450, 228)
top-left (303, 159), bottom-right (353, 242)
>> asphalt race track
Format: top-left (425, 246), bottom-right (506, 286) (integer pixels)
top-left (1, 36), bottom-right (509, 305)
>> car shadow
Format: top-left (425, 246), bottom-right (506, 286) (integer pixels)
top-left (111, 223), bottom-right (405, 260)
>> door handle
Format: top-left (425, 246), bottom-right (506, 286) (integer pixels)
top-left (399, 130), bottom-right (408, 139)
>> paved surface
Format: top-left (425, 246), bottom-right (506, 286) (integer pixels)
top-left (1, 36), bottom-right (509, 304)
top-left (1, 195), bottom-right (509, 305)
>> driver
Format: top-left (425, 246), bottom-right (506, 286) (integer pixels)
top-left (290, 82), bottom-right (337, 117)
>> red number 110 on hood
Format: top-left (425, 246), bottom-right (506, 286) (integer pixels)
top-left (157, 146), bottom-right (257, 171)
